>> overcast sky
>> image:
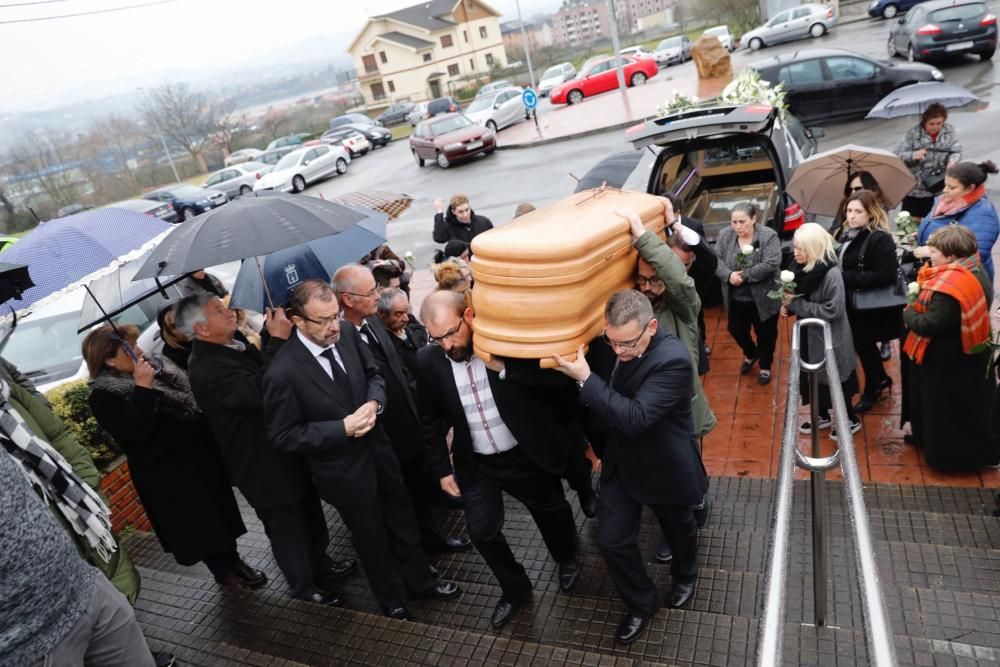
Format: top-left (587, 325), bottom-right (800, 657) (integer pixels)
top-left (0, 0), bottom-right (562, 112)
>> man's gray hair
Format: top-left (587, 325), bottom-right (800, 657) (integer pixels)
top-left (331, 263), bottom-right (372, 295)
top-left (377, 287), bottom-right (406, 315)
top-left (604, 289), bottom-right (654, 328)
top-left (174, 294), bottom-right (215, 339)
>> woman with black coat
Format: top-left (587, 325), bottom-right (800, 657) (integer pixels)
top-left (83, 324), bottom-right (266, 590)
top-left (835, 191), bottom-right (903, 413)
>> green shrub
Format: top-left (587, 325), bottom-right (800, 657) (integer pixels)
top-left (46, 380), bottom-right (121, 469)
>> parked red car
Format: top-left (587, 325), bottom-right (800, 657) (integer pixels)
top-left (409, 113), bottom-right (496, 169)
top-left (550, 55), bottom-right (658, 105)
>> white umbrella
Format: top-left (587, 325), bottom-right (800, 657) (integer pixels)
top-left (785, 144), bottom-right (916, 217)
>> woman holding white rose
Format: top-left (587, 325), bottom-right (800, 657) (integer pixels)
top-left (715, 203), bottom-right (782, 385)
top-left (782, 223), bottom-right (861, 438)
top-left (834, 191), bottom-right (903, 414)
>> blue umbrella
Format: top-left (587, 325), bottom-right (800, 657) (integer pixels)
top-left (228, 206), bottom-right (388, 312)
top-left (0, 208), bottom-right (171, 311)
top-left (865, 81), bottom-right (980, 120)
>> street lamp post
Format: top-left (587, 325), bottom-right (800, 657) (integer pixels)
top-left (514, 0), bottom-right (536, 92)
top-left (607, 0), bottom-right (627, 92)
top-left (137, 87), bottom-right (181, 184)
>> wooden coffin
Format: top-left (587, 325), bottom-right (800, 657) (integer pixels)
top-left (469, 188), bottom-right (666, 367)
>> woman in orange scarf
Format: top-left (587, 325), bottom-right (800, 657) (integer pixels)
top-left (901, 225), bottom-right (998, 471)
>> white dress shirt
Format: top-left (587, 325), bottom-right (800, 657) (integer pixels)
top-left (297, 328), bottom-right (346, 381)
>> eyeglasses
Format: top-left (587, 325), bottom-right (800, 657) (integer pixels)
top-left (428, 319), bottom-right (464, 345)
top-left (601, 319), bottom-right (653, 351)
top-left (635, 275), bottom-right (664, 288)
top-left (345, 287), bottom-right (379, 299)
top-left (299, 314), bottom-right (340, 327)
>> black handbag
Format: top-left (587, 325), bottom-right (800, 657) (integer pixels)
top-left (846, 232), bottom-right (908, 311)
top-left (922, 170), bottom-right (946, 194)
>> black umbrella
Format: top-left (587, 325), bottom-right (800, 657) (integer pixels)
top-left (77, 251), bottom-right (189, 333)
top-left (133, 193), bottom-right (374, 281)
top-left (0, 263), bottom-right (34, 305)
top-left (573, 151), bottom-right (645, 193)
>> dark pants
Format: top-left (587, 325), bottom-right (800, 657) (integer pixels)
top-left (802, 375), bottom-right (859, 423)
top-left (461, 446), bottom-right (577, 603)
top-left (399, 453), bottom-right (451, 549)
top-left (329, 456), bottom-right (435, 609)
top-left (202, 544), bottom-right (241, 579)
top-left (564, 442), bottom-right (594, 499)
top-left (597, 468), bottom-right (699, 617)
top-left (254, 486), bottom-right (334, 599)
top-left (727, 300), bottom-right (779, 370)
top-left (856, 340), bottom-right (889, 397)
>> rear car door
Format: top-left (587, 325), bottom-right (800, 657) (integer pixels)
top-left (898, 7), bottom-right (924, 52)
top-left (790, 7), bottom-right (813, 39)
top-left (824, 55), bottom-right (882, 118)
top-left (768, 10), bottom-right (793, 44)
top-left (775, 59), bottom-right (829, 122)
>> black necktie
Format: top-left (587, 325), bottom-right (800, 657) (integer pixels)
top-left (361, 321), bottom-right (380, 347)
top-left (320, 348), bottom-right (350, 387)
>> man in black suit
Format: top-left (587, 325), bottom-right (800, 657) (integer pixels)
top-left (376, 287), bottom-right (429, 385)
top-left (554, 289), bottom-right (707, 645)
top-left (177, 294), bottom-right (354, 607)
top-left (332, 265), bottom-right (470, 553)
top-left (417, 290), bottom-right (580, 630)
top-left (262, 280), bottom-right (460, 620)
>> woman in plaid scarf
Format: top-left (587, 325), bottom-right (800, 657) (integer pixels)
top-left (902, 225), bottom-right (999, 471)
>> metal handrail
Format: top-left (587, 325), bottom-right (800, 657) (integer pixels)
top-left (757, 318), bottom-right (897, 667)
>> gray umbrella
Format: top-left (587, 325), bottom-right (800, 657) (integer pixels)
top-left (573, 151), bottom-right (645, 193)
top-left (865, 81), bottom-right (980, 120)
top-left (133, 193), bottom-right (373, 280)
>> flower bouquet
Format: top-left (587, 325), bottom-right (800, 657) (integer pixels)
top-left (906, 281), bottom-right (920, 305)
top-left (894, 210), bottom-right (918, 249)
top-left (733, 243), bottom-right (756, 269)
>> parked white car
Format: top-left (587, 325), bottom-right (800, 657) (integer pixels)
top-left (407, 101), bottom-right (429, 127)
top-left (224, 148), bottom-right (263, 166)
top-left (463, 87), bottom-right (530, 132)
top-left (620, 45), bottom-right (654, 58)
top-left (475, 79), bottom-right (516, 98)
top-left (703, 25), bottom-right (736, 51)
top-left (538, 62), bottom-right (576, 97)
top-left (253, 144), bottom-right (350, 193)
top-left (318, 128), bottom-right (372, 157)
top-left (202, 161), bottom-right (273, 199)
top-left (740, 4), bottom-right (836, 51)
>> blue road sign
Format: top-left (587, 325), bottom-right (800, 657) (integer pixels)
top-left (522, 88), bottom-right (538, 110)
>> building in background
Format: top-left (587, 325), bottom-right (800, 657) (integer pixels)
top-left (551, 0), bottom-right (611, 47)
top-left (615, 0), bottom-right (676, 33)
top-left (346, 0), bottom-right (508, 111)
top-left (500, 19), bottom-right (553, 61)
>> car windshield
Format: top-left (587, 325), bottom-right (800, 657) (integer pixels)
top-left (261, 152), bottom-right (281, 164)
top-left (930, 4), bottom-right (984, 21)
top-left (274, 152), bottom-right (303, 170)
top-left (542, 66), bottom-right (563, 78)
top-left (658, 38), bottom-right (682, 49)
top-left (466, 96), bottom-right (493, 112)
top-left (430, 115), bottom-right (472, 135)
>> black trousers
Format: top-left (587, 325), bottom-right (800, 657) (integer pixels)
top-left (856, 340), bottom-right (889, 397)
top-left (399, 453), bottom-right (450, 549)
top-left (727, 300), bottom-right (779, 370)
top-left (201, 545), bottom-right (240, 579)
top-left (597, 468), bottom-right (698, 617)
top-left (254, 485), bottom-right (334, 599)
top-left (327, 455), bottom-right (435, 609)
top-left (460, 446), bottom-right (577, 603)
top-left (564, 441), bottom-right (594, 499)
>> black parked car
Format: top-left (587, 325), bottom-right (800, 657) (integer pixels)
top-left (751, 48), bottom-right (943, 123)
top-left (330, 113), bottom-right (378, 130)
top-left (142, 185), bottom-right (228, 222)
top-left (345, 122), bottom-right (392, 148)
top-left (623, 104), bottom-right (821, 245)
top-left (427, 96), bottom-right (462, 117)
top-left (375, 101), bottom-right (415, 127)
top-left (888, 0), bottom-right (996, 61)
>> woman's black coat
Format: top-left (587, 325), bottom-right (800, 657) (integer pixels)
top-left (836, 228), bottom-right (903, 343)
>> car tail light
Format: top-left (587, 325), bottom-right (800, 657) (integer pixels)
top-left (782, 201), bottom-right (805, 233)
top-left (982, 13), bottom-right (996, 26)
top-left (826, 8), bottom-right (833, 18)
top-left (450, 105), bottom-right (456, 112)
top-left (256, 172), bottom-right (261, 179)
top-left (916, 24), bottom-right (942, 36)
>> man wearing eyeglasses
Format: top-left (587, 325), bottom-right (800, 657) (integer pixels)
top-left (332, 265), bottom-right (472, 555)
top-left (553, 289), bottom-right (707, 645)
top-left (416, 290), bottom-right (580, 630)
top-left (263, 280), bottom-right (461, 620)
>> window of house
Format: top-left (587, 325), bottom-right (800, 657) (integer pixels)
top-left (469, 58), bottom-right (474, 69)
top-left (379, 51), bottom-right (387, 64)
top-left (362, 54), bottom-right (377, 73)
top-left (371, 82), bottom-right (386, 100)
top-left (441, 34), bottom-right (453, 48)
top-left (479, 26), bottom-right (487, 38)
top-left (387, 81), bottom-right (396, 93)
top-left (485, 53), bottom-right (495, 66)
top-left (464, 30), bottom-right (469, 42)
top-left (448, 63), bottom-right (460, 76)
top-left (422, 52), bottom-right (432, 62)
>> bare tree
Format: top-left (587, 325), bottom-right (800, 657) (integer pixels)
top-left (696, 0), bottom-right (760, 36)
top-left (137, 82), bottom-right (226, 173)
top-left (208, 97), bottom-right (238, 156)
top-left (82, 115), bottom-right (146, 197)
top-left (261, 109), bottom-right (289, 140)
top-left (5, 129), bottom-right (87, 209)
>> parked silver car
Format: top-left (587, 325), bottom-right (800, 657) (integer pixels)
top-left (463, 87), bottom-right (529, 132)
top-left (105, 198), bottom-right (179, 224)
top-left (202, 161), bottom-right (273, 198)
top-left (475, 79), bottom-right (515, 98)
top-left (253, 144), bottom-right (350, 193)
top-left (538, 62), bottom-right (577, 97)
top-left (741, 4), bottom-right (837, 51)
top-left (703, 25), bottom-right (736, 51)
top-left (654, 36), bottom-right (693, 66)
top-left (407, 101), bottom-right (429, 127)
top-left (224, 148), bottom-right (263, 166)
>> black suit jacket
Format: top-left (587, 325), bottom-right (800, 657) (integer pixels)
top-left (188, 336), bottom-right (309, 509)
top-left (580, 330), bottom-right (707, 506)
top-left (416, 346), bottom-right (571, 484)
top-left (362, 316), bottom-right (423, 462)
top-left (262, 327), bottom-right (398, 508)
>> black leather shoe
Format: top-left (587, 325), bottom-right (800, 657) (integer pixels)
top-left (693, 496), bottom-right (710, 529)
top-left (615, 612), bottom-right (649, 644)
top-left (382, 606), bottom-right (412, 621)
top-left (668, 579), bottom-right (696, 608)
top-left (655, 540), bottom-right (673, 563)
top-left (739, 356), bottom-right (759, 375)
top-left (425, 535), bottom-right (472, 553)
top-left (306, 591), bottom-right (343, 607)
top-left (578, 490), bottom-right (598, 518)
top-left (879, 343), bottom-right (892, 361)
top-left (490, 598), bottom-right (524, 629)
top-left (428, 563), bottom-right (440, 578)
top-left (413, 579), bottom-right (461, 601)
top-left (320, 558), bottom-right (357, 579)
top-left (853, 395), bottom-right (877, 414)
top-left (903, 433), bottom-right (917, 446)
top-left (152, 652), bottom-right (177, 667)
top-left (233, 560), bottom-right (267, 589)
top-left (558, 558), bottom-right (580, 592)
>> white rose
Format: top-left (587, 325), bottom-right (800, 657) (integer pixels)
top-left (780, 270), bottom-right (796, 283)
top-left (741, 245), bottom-right (754, 255)
top-left (908, 281), bottom-right (920, 296)
top-left (898, 210), bottom-right (910, 218)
